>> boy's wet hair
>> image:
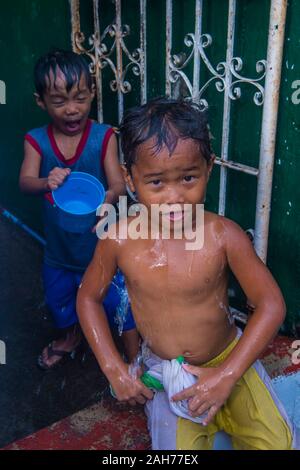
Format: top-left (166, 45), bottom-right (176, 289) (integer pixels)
top-left (34, 49), bottom-right (93, 98)
top-left (120, 97), bottom-right (212, 171)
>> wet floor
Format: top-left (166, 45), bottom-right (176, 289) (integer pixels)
top-left (0, 215), bottom-right (111, 448)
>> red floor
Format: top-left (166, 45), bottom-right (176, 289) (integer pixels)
top-left (5, 398), bottom-right (150, 450)
top-left (4, 335), bottom-right (300, 450)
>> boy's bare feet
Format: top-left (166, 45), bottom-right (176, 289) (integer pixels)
top-left (38, 324), bottom-right (82, 370)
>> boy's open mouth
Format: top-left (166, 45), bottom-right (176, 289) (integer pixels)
top-left (65, 120), bottom-right (82, 132)
top-left (165, 211), bottom-right (184, 221)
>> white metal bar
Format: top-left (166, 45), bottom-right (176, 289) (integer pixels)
top-left (93, 0), bottom-right (103, 122)
top-left (140, 0), bottom-right (147, 104)
top-left (115, 0), bottom-right (124, 124)
top-left (218, 0), bottom-right (236, 216)
top-left (192, 0), bottom-right (202, 103)
top-left (69, 0), bottom-right (80, 52)
top-left (254, 0), bottom-right (288, 261)
top-left (166, 0), bottom-right (172, 96)
top-left (214, 158), bottom-right (258, 176)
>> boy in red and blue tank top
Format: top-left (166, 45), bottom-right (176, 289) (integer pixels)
top-left (19, 49), bottom-right (139, 369)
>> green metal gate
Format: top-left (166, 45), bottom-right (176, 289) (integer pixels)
top-left (70, 0), bottom-right (299, 332)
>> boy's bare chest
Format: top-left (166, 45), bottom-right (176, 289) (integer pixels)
top-left (121, 239), bottom-right (227, 296)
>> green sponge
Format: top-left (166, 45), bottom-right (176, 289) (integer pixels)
top-left (140, 372), bottom-right (164, 391)
top-left (111, 356), bottom-right (185, 395)
top-left (140, 356), bottom-right (185, 391)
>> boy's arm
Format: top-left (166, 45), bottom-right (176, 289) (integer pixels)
top-left (102, 133), bottom-right (126, 206)
top-left (172, 219), bottom-right (285, 424)
top-left (19, 140), bottom-right (70, 194)
top-left (216, 218), bottom-right (286, 378)
top-left (76, 235), bottom-right (153, 405)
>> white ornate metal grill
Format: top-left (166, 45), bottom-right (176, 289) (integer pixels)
top-left (69, 0), bottom-right (287, 264)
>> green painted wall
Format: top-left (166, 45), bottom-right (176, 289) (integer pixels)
top-left (268, 0), bottom-right (300, 334)
top-left (0, 0), bottom-right (299, 332)
top-left (0, 0), bottom-right (71, 232)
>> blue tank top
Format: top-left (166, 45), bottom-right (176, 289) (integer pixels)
top-left (25, 119), bottom-right (113, 271)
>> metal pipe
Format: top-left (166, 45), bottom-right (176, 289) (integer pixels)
top-left (214, 157), bottom-right (258, 177)
top-left (218, 0), bottom-right (236, 216)
top-left (69, 0), bottom-right (80, 52)
top-left (93, 0), bottom-right (103, 123)
top-left (254, 0), bottom-right (288, 262)
top-left (165, 0), bottom-right (173, 96)
top-left (115, 0), bottom-right (124, 124)
top-left (140, 0), bottom-right (147, 104)
top-left (192, 0), bottom-right (203, 103)
top-left (0, 207), bottom-right (46, 246)
top-left (93, 0), bottom-right (103, 122)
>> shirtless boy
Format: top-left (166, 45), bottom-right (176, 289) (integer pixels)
top-left (77, 98), bottom-right (294, 450)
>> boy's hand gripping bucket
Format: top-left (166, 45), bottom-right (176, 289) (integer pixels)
top-left (52, 171), bottom-right (106, 233)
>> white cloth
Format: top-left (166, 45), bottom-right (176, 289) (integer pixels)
top-left (141, 342), bottom-right (207, 424)
top-left (141, 331), bottom-right (298, 450)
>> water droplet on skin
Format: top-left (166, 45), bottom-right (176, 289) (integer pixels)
top-left (183, 351), bottom-right (192, 356)
top-left (92, 328), bottom-right (100, 345)
top-left (104, 362), bottom-right (112, 371)
top-left (99, 287), bottom-right (104, 296)
top-left (149, 239), bottom-right (167, 269)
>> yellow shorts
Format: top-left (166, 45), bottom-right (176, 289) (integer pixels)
top-left (177, 335), bottom-right (294, 450)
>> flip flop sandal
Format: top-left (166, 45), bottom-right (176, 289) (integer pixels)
top-left (37, 341), bottom-right (77, 371)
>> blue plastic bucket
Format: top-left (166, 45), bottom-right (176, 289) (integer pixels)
top-left (52, 172), bottom-right (106, 233)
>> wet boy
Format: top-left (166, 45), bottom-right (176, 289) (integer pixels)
top-left (19, 49), bottom-right (138, 369)
top-left (77, 98), bottom-right (294, 449)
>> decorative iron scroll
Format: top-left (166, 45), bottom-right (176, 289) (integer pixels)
top-left (70, 0), bottom-right (146, 123)
top-left (168, 32), bottom-right (267, 110)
